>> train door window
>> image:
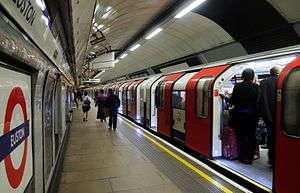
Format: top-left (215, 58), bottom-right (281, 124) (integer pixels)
top-left (196, 77), bottom-right (214, 118)
top-left (127, 89), bottom-right (131, 100)
top-left (172, 91), bottom-right (185, 110)
top-left (158, 81), bottom-right (167, 107)
top-left (283, 68), bottom-right (300, 137)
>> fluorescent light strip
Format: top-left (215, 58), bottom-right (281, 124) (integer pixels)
top-left (129, 44), bottom-right (141, 51)
top-left (106, 6), bottom-right (112, 11)
top-left (97, 24), bottom-right (104, 29)
top-left (114, 60), bottom-right (119, 64)
top-left (120, 53), bottom-right (128, 59)
top-left (174, 0), bottom-right (207, 18)
top-left (145, 28), bottom-right (162, 40)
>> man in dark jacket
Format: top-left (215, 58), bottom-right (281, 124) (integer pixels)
top-left (106, 89), bottom-right (120, 130)
top-left (260, 66), bottom-right (281, 165)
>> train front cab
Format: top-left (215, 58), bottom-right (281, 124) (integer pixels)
top-left (210, 54), bottom-right (299, 190)
top-left (274, 56), bottom-right (300, 193)
top-left (156, 72), bottom-right (184, 137)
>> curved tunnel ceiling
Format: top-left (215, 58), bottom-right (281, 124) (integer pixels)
top-left (100, 12), bottom-right (234, 82)
top-left (71, 0), bottom-right (300, 83)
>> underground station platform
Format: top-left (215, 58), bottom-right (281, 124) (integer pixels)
top-left (57, 107), bottom-right (251, 193)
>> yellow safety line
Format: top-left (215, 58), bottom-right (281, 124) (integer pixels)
top-left (123, 121), bottom-right (233, 193)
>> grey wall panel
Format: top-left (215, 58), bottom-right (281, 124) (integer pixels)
top-left (294, 22), bottom-right (300, 37)
top-left (199, 42), bottom-right (248, 63)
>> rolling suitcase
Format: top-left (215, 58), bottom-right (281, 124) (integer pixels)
top-left (222, 126), bottom-right (239, 160)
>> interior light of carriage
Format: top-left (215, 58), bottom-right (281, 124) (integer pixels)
top-left (174, 0), bottom-right (207, 19)
top-left (129, 44), bottom-right (141, 51)
top-left (120, 53), bottom-right (128, 59)
top-left (114, 60), bottom-right (120, 64)
top-left (145, 28), bottom-right (162, 40)
top-left (94, 23), bottom-right (98, 27)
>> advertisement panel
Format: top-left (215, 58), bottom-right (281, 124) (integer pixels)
top-left (0, 66), bottom-right (32, 193)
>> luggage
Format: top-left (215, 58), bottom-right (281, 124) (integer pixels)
top-left (222, 126), bottom-right (239, 160)
top-left (256, 118), bottom-right (267, 145)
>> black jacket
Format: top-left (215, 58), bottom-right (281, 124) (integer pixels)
top-left (106, 94), bottom-right (120, 113)
top-left (260, 76), bottom-right (277, 122)
top-left (231, 81), bottom-right (260, 114)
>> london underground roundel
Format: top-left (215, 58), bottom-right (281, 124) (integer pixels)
top-left (0, 67), bottom-right (32, 193)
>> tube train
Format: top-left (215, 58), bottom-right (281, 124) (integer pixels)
top-left (96, 46), bottom-right (300, 193)
top-left (0, 7), bottom-right (73, 193)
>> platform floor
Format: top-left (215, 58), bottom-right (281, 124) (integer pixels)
top-left (57, 107), bottom-right (246, 193)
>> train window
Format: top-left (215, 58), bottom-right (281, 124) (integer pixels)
top-left (172, 91), bottom-right (186, 110)
top-left (283, 68), bottom-right (300, 137)
top-left (196, 77), bottom-right (214, 118)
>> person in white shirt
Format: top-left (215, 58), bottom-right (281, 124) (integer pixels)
top-left (82, 92), bottom-right (91, 121)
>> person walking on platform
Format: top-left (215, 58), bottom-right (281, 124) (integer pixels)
top-left (106, 88), bottom-right (120, 130)
top-left (82, 92), bottom-right (91, 122)
top-left (260, 66), bottom-right (281, 166)
top-left (96, 89), bottom-right (107, 122)
top-left (72, 90), bottom-right (78, 108)
top-left (231, 68), bottom-right (260, 164)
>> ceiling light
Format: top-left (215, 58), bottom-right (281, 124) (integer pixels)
top-left (174, 0), bottom-right (206, 18)
top-left (120, 53), bottom-right (128, 59)
top-left (114, 60), bottom-right (119, 64)
top-left (94, 71), bottom-right (105, 78)
top-left (145, 28), bottom-right (162, 40)
top-left (106, 6), bottom-right (112, 11)
top-left (93, 27), bottom-right (97, 31)
top-left (41, 15), bottom-right (49, 25)
top-left (102, 10), bottom-right (112, 19)
top-left (36, 0), bottom-right (46, 11)
top-left (94, 23), bottom-right (98, 27)
top-left (97, 24), bottom-right (104, 29)
top-left (94, 4), bottom-right (99, 13)
top-left (129, 44), bottom-right (141, 51)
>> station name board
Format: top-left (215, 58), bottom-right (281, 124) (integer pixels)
top-left (10, 0), bottom-right (36, 26)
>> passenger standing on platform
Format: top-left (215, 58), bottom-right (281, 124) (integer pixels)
top-left (72, 90), bottom-right (79, 108)
top-left (260, 66), bottom-right (281, 166)
top-left (82, 92), bottom-right (91, 122)
top-left (231, 68), bottom-right (260, 164)
top-left (106, 88), bottom-right (120, 130)
top-left (96, 89), bottom-right (107, 122)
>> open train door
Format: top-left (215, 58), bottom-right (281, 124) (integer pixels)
top-left (274, 56), bottom-right (300, 193)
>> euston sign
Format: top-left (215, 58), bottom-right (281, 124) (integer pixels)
top-left (10, 0), bottom-right (37, 26)
top-left (0, 67), bottom-right (32, 193)
top-left (1, 87), bottom-right (30, 188)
